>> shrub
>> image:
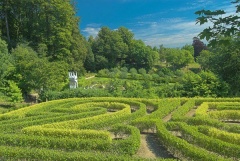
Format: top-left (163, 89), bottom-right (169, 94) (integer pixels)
top-left (5, 81), bottom-right (23, 103)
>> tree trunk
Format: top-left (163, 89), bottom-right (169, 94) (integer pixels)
top-left (5, 12), bottom-right (10, 44)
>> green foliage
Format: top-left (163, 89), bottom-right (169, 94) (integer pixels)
top-left (111, 124), bottom-right (140, 155)
top-left (129, 68), bottom-right (138, 79)
top-left (196, 50), bottom-right (211, 70)
top-left (181, 44), bottom-right (194, 55)
top-left (11, 44), bottom-right (68, 93)
top-left (195, 0), bottom-right (240, 96)
top-left (0, 0), bottom-right (88, 73)
top-left (180, 71), bottom-right (229, 97)
top-left (0, 37), bottom-right (8, 54)
top-left (129, 39), bottom-right (158, 70)
top-left (95, 55), bottom-right (109, 71)
top-left (1, 0), bottom-right (239, 100)
top-left (119, 71), bottom-right (128, 79)
top-left (91, 27), bottom-right (159, 71)
top-left (97, 69), bottom-right (110, 77)
top-left (92, 27), bottom-right (128, 69)
top-left (0, 38), bottom-right (15, 87)
top-left (84, 44), bottom-right (95, 72)
top-left (195, 0), bottom-right (240, 47)
top-left (138, 68), bottom-right (146, 75)
top-left (206, 38), bottom-right (240, 95)
top-left (171, 99), bottom-right (196, 121)
top-left (166, 122), bottom-right (240, 159)
top-left (40, 88), bottom-right (111, 101)
top-left (1, 97), bottom-right (240, 160)
top-left (198, 125), bottom-right (240, 145)
top-left (117, 27), bottom-right (134, 46)
top-left (5, 81), bottom-right (23, 103)
top-left (165, 48), bottom-right (194, 69)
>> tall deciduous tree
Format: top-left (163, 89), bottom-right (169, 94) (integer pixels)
top-left (91, 27), bottom-right (159, 71)
top-left (117, 26), bottom-right (134, 47)
top-left (128, 39), bottom-right (158, 70)
top-left (0, 0), bottom-right (88, 73)
top-left (84, 42), bottom-right (95, 72)
top-left (165, 48), bottom-right (194, 69)
top-left (92, 27), bottom-right (128, 69)
top-left (12, 44), bottom-right (68, 94)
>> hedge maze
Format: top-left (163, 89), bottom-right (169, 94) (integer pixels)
top-left (0, 97), bottom-right (239, 160)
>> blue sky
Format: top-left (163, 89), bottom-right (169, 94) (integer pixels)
top-left (76, 0), bottom-right (236, 47)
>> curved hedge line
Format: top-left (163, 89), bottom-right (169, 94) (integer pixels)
top-left (0, 97), bottom-right (239, 160)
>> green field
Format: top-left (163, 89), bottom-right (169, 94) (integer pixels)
top-left (0, 97), bottom-right (239, 160)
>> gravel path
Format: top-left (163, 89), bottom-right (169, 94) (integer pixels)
top-left (135, 134), bottom-right (175, 159)
top-left (135, 105), bottom-right (177, 159)
top-left (185, 109), bottom-right (196, 117)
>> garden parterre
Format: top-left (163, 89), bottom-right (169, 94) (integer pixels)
top-left (0, 97), bottom-right (239, 160)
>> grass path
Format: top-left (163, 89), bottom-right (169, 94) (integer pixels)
top-left (136, 134), bottom-right (175, 159)
top-left (135, 105), bottom-right (176, 159)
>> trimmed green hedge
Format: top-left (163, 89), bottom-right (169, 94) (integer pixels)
top-left (1, 97), bottom-right (240, 160)
top-left (157, 121), bottom-right (230, 161)
top-left (166, 122), bottom-right (240, 159)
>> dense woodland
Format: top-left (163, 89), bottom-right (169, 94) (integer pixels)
top-left (0, 0), bottom-right (239, 102)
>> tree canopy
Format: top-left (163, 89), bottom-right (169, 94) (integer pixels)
top-left (195, 0), bottom-right (240, 95)
top-left (195, 0), bottom-right (240, 47)
top-left (90, 27), bottom-right (159, 71)
top-left (0, 0), bottom-right (240, 101)
top-left (0, 0), bottom-right (88, 73)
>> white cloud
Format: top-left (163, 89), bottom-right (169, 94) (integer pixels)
top-left (131, 0), bottom-right (236, 48)
top-left (82, 27), bottom-right (100, 37)
top-left (82, 23), bottom-right (101, 38)
top-left (133, 18), bottom-right (211, 47)
top-left (80, 0), bottom-right (236, 48)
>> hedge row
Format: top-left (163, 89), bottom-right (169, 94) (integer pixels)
top-left (166, 122), bottom-right (240, 159)
top-left (22, 127), bottom-right (111, 140)
top-left (209, 102), bottom-right (240, 110)
top-left (40, 103), bottom-right (131, 130)
top-left (156, 120), bottom-right (228, 161)
top-left (198, 125), bottom-right (240, 145)
top-left (194, 98), bottom-right (240, 106)
top-left (110, 124), bottom-right (141, 155)
top-left (195, 102), bottom-right (209, 117)
top-left (131, 98), bottom-right (181, 132)
top-left (0, 145), bottom-right (139, 161)
top-left (0, 109), bottom-right (107, 133)
top-left (0, 98), bottom-right (85, 120)
top-left (148, 98), bottom-right (181, 119)
top-left (208, 110), bottom-right (240, 121)
top-left (0, 133), bottom-right (111, 151)
top-left (186, 116), bottom-right (240, 133)
top-left (1, 97), bottom-right (239, 160)
top-left (171, 99), bottom-right (196, 121)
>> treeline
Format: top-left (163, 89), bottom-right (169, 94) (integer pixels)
top-left (86, 27), bottom-right (159, 71)
top-left (0, 0), bottom-right (89, 101)
top-left (0, 0), bottom-right (239, 102)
